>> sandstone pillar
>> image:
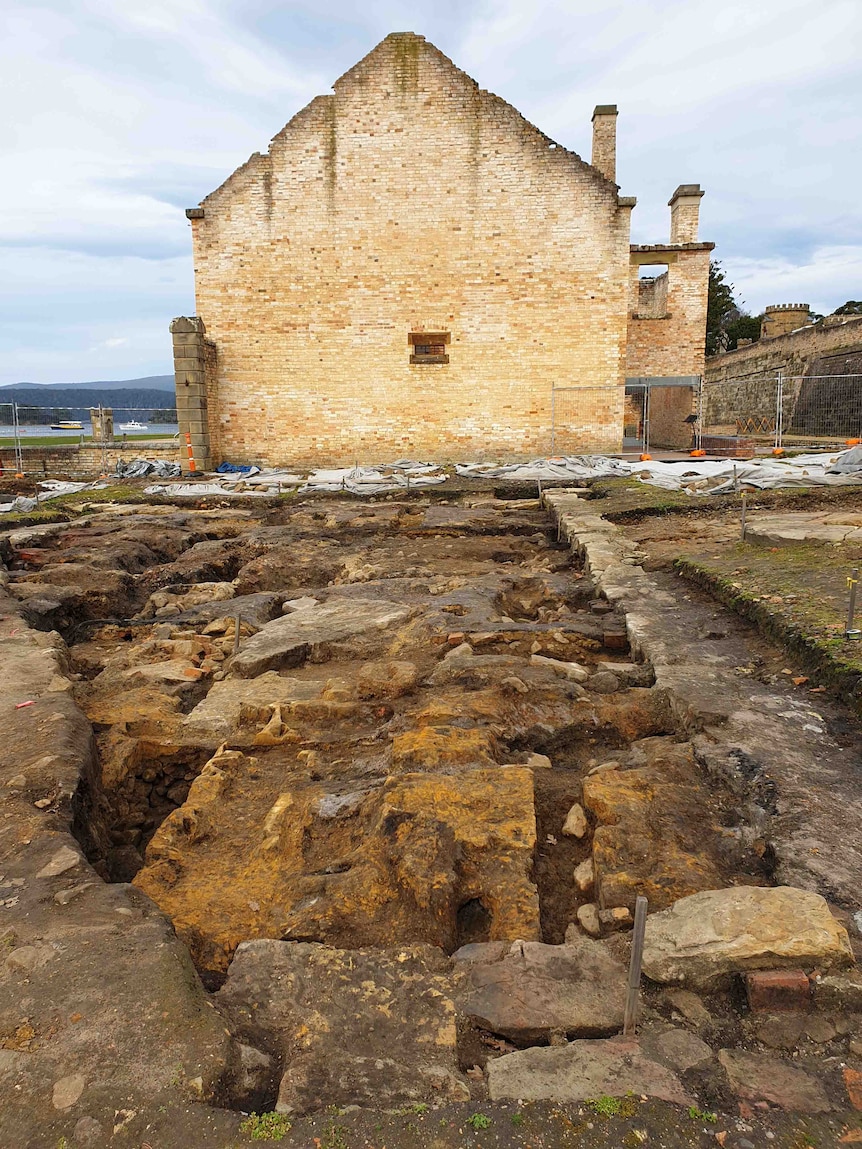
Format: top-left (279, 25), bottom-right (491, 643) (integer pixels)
top-left (170, 316), bottom-right (211, 473)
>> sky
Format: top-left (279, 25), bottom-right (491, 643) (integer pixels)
top-left (1, 0), bottom-right (860, 385)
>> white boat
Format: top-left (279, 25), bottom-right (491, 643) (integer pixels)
top-left (118, 420), bottom-right (148, 432)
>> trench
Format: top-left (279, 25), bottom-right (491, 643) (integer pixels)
top-left (8, 491), bottom-right (769, 1114)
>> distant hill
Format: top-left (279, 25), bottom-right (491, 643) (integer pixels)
top-left (0, 374), bottom-right (175, 392)
top-left (0, 382), bottom-right (177, 425)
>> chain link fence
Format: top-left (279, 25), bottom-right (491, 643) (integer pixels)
top-left (701, 373), bottom-right (862, 452)
top-left (0, 402), bottom-right (179, 476)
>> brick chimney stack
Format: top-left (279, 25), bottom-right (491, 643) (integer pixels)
top-left (668, 184), bottom-right (704, 243)
top-left (591, 105), bottom-right (618, 183)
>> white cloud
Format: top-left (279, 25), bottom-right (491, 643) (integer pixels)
top-left (2, 0), bottom-right (861, 382)
top-left (727, 246), bottom-right (862, 316)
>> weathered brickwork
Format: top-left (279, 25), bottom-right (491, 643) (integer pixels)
top-left (182, 33), bottom-right (710, 466)
top-left (626, 243), bottom-right (713, 380)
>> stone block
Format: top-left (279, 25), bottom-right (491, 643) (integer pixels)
top-left (217, 942), bottom-right (468, 1114)
top-left (453, 936), bottom-right (626, 1045)
top-left (643, 887), bottom-right (854, 989)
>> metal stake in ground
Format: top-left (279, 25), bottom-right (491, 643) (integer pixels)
top-left (740, 492), bottom-right (748, 541)
top-left (845, 569), bottom-right (861, 640)
top-left (623, 895), bottom-right (648, 1036)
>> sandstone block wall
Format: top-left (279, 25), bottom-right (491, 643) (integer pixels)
top-left (705, 314), bottom-right (862, 385)
top-left (188, 33), bottom-right (635, 467)
top-left (704, 314), bottom-right (862, 434)
top-left (0, 442), bottom-right (180, 479)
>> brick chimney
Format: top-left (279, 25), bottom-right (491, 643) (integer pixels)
top-left (669, 184), bottom-right (704, 243)
top-left (591, 105), bottom-right (618, 183)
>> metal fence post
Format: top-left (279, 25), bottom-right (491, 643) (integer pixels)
top-left (695, 376), bottom-right (704, 451)
top-left (643, 383), bottom-right (651, 456)
top-left (550, 384), bottom-right (556, 456)
top-left (623, 895), bottom-right (649, 1035)
top-left (774, 371), bottom-right (784, 451)
top-left (13, 402), bottom-right (23, 475)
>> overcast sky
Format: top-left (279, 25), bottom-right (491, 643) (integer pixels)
top-left (2, 0), bottom-right (860, 384)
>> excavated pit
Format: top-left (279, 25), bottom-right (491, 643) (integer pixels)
top-left (4, 492), bottom-right (772, 1113)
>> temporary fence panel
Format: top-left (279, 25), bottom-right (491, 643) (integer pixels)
top-left (0, 402), bottom-right (180, 476)
top-left (701, 374), bottom-right (781, 449)
top-left (702, 372), bottom-right (862, 452)
top-left (782, 374), bottom-right (862, 445)
top-left (623, 383), bottom-right (649, 453)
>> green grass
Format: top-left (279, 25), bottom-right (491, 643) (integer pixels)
top-left (584, 1094), bottom-right (638, 1118)
top-left (0, 433), bottom-right (175, 448)
top-left (46, 484), bottom-right (151, 507)
top-left (687, 1105), bottom-right (717, 1124)
top-left (466, 1113), bottom-right (491, 1130)
top-left (238, 1112), bottom-right (292, 1141)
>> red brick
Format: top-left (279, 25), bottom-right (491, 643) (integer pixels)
top-left (745, 969), bottom-right (811, 1012)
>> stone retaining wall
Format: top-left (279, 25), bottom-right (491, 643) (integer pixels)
top-left (0, 441), bottom-right (180, 478)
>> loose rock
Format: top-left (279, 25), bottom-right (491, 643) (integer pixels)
top-left (643, 886), bottom-right (854, 989)
top-left (562, 802), bottom-right (588, 839)
top-left (453, 935), bottom-right (626, 1045)
top-left (52, 1073), bottom-right (86, 1110)
top-left (718, 1049), bottom-right (832, 1113)
top-left (587, 671), bottom-right (620, 694)
top-left (36, 846), bottom-right (81, 879)
top-left (487, 1037), bottom-right (692, 1105)
top-left (573, 857), bottom-right (594, 894)
top-left (577, 903), bottom-right (601, 937)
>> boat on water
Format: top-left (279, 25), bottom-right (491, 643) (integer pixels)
top-left (50, 420), bottom-right (84, 431)
top-left (118, 420), bottom-right (148, 432)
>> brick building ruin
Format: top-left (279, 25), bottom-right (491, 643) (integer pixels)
top-left (172, 33), bottom-right (713, 469)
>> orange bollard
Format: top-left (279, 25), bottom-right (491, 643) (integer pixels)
top-left (185, 432), bottom-right (197, 474)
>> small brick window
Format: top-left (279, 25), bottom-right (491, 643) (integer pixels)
top-left (409, 331), bottom-right (450, 365)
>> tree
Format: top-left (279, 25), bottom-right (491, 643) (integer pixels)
top-left (706, 261), bottom-right (736, 356)
top-left (834, 300), bottom-right (862, 315)
top-left (725, 314), bottom-right (762, 349)
top-left (706, 260), bottom-right (762, 355)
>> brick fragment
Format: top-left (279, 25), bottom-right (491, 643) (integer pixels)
top-left (744, 969), bottom-right (810, 1013)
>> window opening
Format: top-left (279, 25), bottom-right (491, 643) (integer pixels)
top-left (409, 332), bottom-right (450, 365)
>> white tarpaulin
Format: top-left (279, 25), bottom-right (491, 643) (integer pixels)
top-left (0, 480), bottom-right (106, 515)
top-left (301, 461), bottom-right (447, 493)
top-left (455, 456), bottom-right (632, 482)
top-left (7, 450), bottom-right (862, 515)
top-left (455, 451), bottom-right (862, 494)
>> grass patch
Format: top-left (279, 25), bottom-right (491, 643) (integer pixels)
top-left (238, 1112), bottom-right (292, 1141)
top-left (47, 484), bottom-right (151, 507)
top-left (466, 1112), bottom-right (492, 1130)
top-left (0, 433), bottom-right (175, 448)
top-left (584, 1094), bottom-right (638, 1118)
top-left (675, 534), bottom-right (862, 711)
